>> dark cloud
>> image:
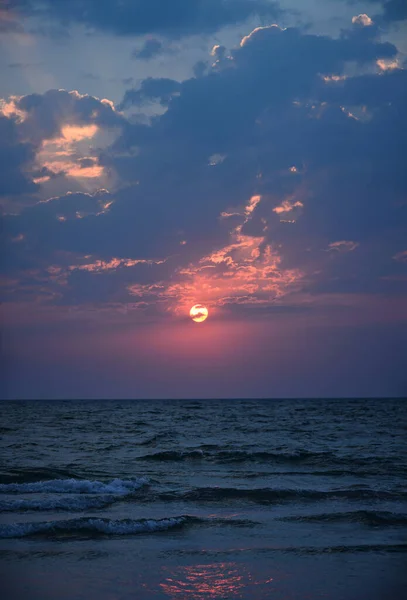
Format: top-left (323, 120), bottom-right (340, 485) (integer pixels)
top-left (120, 25), bottom-right (396, 142)
top-left (321, 68), bottom-right (407, 107)
top-left (372, 0), bottom-right (407, 22)
top-left (16, 89), bottom-right (123, 143)
top-left (0, 1), bottom-right (23, 33)
top-left (345, 1), bottom-right (407, 23)
top-left (5, 0), bottom-right (281, 37)
top-left (382, 0), bottom-right (407, 22)
top-left (0, 115), bottom-right (38, 197)
top-left (132, 39), bottom-right (164, 60)
top-left (1, 22), bottom-right (406, 311)
top-left (2, 189), bottom-right (114, 255)
top-left (80, 72), bottom-right (101, 81)
top-left (0, 89), bottom-right (124, 201)
top-left (119, 78), bottom-right (181, 109)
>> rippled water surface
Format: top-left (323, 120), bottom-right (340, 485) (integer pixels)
top-left (1, 399), bottom-right (406, 599)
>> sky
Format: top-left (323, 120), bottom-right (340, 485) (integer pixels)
top-left (1, 0), bottom-right (406, 399)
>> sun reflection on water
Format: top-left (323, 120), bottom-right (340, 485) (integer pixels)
top-left (160, 563), bottom-right (272, 599)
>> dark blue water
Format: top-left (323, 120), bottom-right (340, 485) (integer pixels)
top-left (1, 399), bottom-right (406, 599)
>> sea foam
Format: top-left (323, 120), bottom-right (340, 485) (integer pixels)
top-left (0, 516), bottom-right (188, 538)
top-left (0, 477), bottom-right (149, 495)
top-left (0, 514), bottom-right (258, 538)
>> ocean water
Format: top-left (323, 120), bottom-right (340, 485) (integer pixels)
top-left (0, 399), bottom-right (406, 600)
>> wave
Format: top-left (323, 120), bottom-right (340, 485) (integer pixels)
top-left (141, 450), bottom-right (204, 461)
top-left (0, 468), bottom-right (82, 485)
top-left (0, 477), bottom-right (149, 495)
top-left (137, 448), bottom-right (405, 474)
top-left (213, 450), bottom-right (334, 464)
top-left (0, 495), bottom-right (117, 512)
top-left (229, 469), bottom-right (383, 479)
top-left (279, 510), bottom-right (407, 526)
top-left (0, 516), bottom-right (189, 539)
top-left (0, 515), bottom-right (257, 539)
top-left (158, 486), bottom-right (407, 504)
top-left (139, 448), bottom-right (355, 465)
top-left (138, 434), bottom-right (170, 446)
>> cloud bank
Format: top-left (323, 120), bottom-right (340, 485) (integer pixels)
top-left (1, 18), bottom-right (406, 324)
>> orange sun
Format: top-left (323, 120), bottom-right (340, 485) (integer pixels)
top-left (189, 304), bottom-right (209, 323)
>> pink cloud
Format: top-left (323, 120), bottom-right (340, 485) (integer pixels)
top-left (393, 250), bottom-right (407, 263)
top-left (273, 198), bottom-right (304, 216)
top-left (352, 14), bottom-right (373, 27)
top-left (60, 124), bottom-right (98, 142)
top-left (67, 256), bottom-right (166, 273)
top-left (327, 241), bottom-right (359, 253)
top-left (128, 195), bottom-right (304, 316)
top-left (377, 59), bottom-right (401, 72)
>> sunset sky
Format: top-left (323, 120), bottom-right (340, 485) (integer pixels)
top-left (1, 0), bottom-right (406, 399)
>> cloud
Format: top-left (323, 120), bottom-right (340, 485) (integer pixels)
top-left (0, 113), bottom-right (38, 197)
top-left (380, 0), bottom-right (407, 22)
top-left (4, 0), bottom-right (281, 37)
top-left (16, 89), bottom-right (122, 144)
top-left (0, 3), bottom-right (23, 33)
top-left (116, 23), bottom-right (405, 301)
top-left (0, 89), bottom-right (124, 202)
top-left (119, 78), bottom-right (181, 109)
top-left (128, 194), bottom-right (303, 315)
top-left (67, 256), bottom-right (166, 273)
top-left (346, 1), bottom-right (407, 23)
top-left (132, 39), bottom-right (164, 60)
top-left (393, 250), bottom-right (407, 263)
top-left (1, 20), bottom-right (407, 316)
top-left (327, 241), bottom-right (359, 253)
top-left (352, 14), bottom-right (374, 27)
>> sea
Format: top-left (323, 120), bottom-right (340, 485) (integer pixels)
top-left (0, 399), bottom-right (406, 600)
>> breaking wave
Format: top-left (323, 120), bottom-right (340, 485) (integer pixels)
top-left (0, 515), bottom-right (257, 539)
top-left (0, 477), bottom-right (149, 495)
top-left (0, 516), bottom-right (189, 539)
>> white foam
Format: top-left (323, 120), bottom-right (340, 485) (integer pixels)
top-left (0, 516), bottom-right (187, 538)
top-left (0, 477), bottom-right (149, 495)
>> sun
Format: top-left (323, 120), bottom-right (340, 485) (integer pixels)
top-left (189, 304), bottom-right (209, 323)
